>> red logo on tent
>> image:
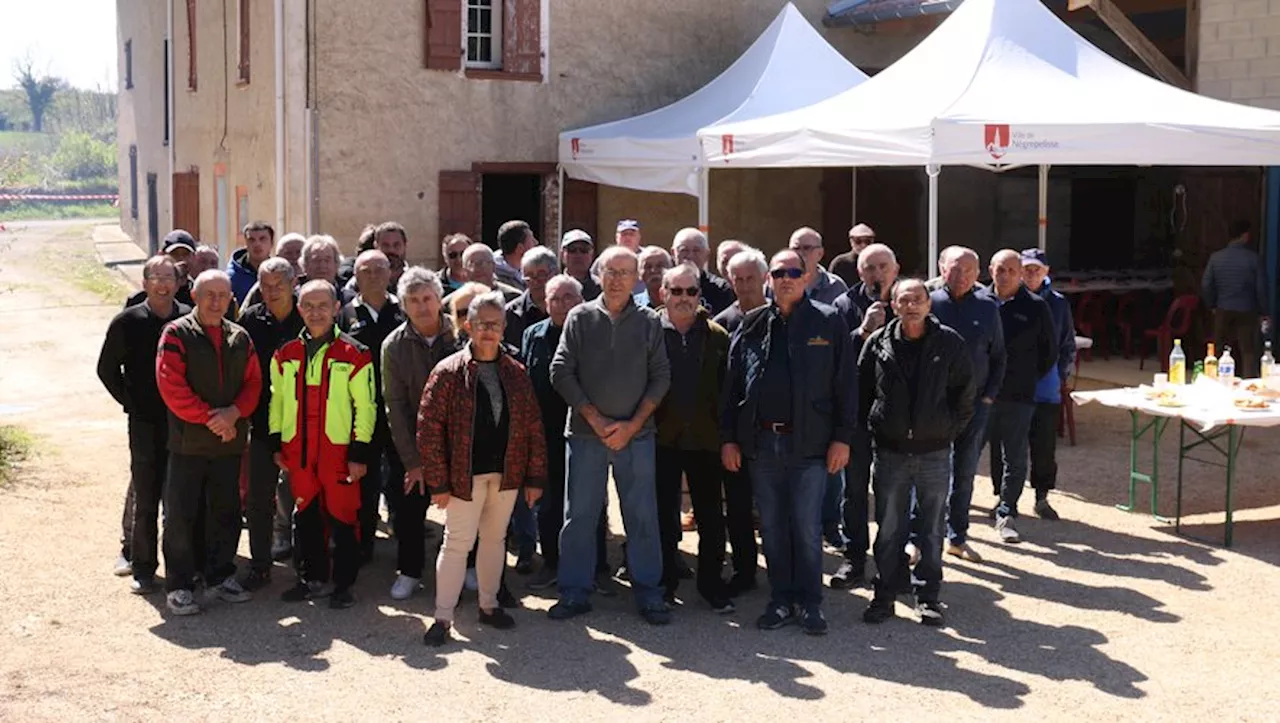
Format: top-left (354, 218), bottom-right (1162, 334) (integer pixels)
top-left (985, 124), bottom-right (1010, 160)
top-left (722, 134), bottom-right (735, 157)
top-left (571, 138), bottom-right (581, 160)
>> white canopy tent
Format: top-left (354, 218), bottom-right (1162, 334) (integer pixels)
top-left (556, 2), bottom-right (868, 230)
top-left (699, 0), bottom-right (1280, 275)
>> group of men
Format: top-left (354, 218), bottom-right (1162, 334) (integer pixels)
top-left (98, 215), bottom-right (1075, 634)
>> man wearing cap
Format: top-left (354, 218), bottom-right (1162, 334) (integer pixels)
top-left (591, 220), bottom-right (647, 295)
top-left (1019, 248), bottom-right (1075, 522)
top-left (671, 227), bottom-right (735, 316)
top-left (559, 230), bottom-right (602, 301)
top-left (229, 221), bottom-right (276, 305)
top-left (830, 224), bottom-right (877, 289)
top-left (787, 227), bottom-right (848, 306)
top-left (126, 231), bottom-right (196, 307)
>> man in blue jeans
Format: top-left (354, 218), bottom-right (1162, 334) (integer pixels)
top-left (549, 246), bottom-right (672, 625)
top-left (860, 279), bottom-right (974, 627)
top-left (986, 250), bottom-right (1058, 544)
top-left (928, 246), bottom-right (1005, 563)
top-left (721, 249), bottom-right (855, 636)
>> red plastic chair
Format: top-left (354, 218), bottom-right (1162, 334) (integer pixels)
top-left (1139, 294), bottom-right (1200, 372)
top-left (1074, 292), bottom-right (1111, 361)
top-left (1113, 291), bottom-right (1147, 360)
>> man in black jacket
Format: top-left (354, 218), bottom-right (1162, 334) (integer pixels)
top-left (860, 278), bottom-right (974, 627)
top-left (721, 249), bottom-right (855, 636)
top-left (97, 255), bottom-right (189, 592)
top-left (986, 250), bottom-right (1058, 544)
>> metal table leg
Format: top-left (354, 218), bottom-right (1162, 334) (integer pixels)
top-left (1174, 421), bottom-right (1244, 548)
top-left (1119, 410), bottom-right (1171, 521)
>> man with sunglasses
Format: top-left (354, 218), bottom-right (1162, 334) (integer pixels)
top-left (653, 263), bottom-right (734, 613)
top-left (787, 227), bottom-right (847, 306)
top-left (721, 249), bottom-right (856, 636)
top-left (830, 223), bottom-right (877, 289)
top-left (558, 230), bottom-right (601, 301)
top-left (440, 234), bottom-right (471, 293)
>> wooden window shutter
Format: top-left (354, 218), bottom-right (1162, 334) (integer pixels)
top-left (438, 171), bottom-right (481, 252)
top-left (425, 0), bottom-right (463, 71)
top-left (562, 179), bottom-right (598, 245)
top-left (503, 0), bottom-right (541, 76)
top-left (172, 171), bottom-right (202, 241)
top-left (186, 0), bottom-right (198, 90)
top-left (238, 0), bottom-right (251, 83)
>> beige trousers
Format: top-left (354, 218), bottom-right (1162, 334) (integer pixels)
top-left (434, 473), bottom-right (517, 623)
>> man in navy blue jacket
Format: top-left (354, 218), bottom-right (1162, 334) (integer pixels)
top-left (1016, 249), bottom-right (1076, 521)
top-left (987, 250), bottom-right (1058, 544)
top-left (721, 249), bottom-right (856, 636)
top-left (928, 247), bottom-right (1005, 562)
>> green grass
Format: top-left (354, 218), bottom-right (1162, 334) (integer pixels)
top-left (36, 229), bottom-right (129, 302)
top-left (0, 201), bottom-right (117, 223)
top-left (0, 130), bottom-right (56, 154)
top-left (0, 425), bottom-right (34, 487)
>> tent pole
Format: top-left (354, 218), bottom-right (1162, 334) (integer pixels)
top-left (556, 165), bottom-right (565, 249)
top-left (697, 167), bottom-right (710, 233)
top-left (851, 168), bottom-right (858, 225)
top-left (927, 164), bottom-right (940, 278)
top-left (1038, 164), bottom-right (1049, 252)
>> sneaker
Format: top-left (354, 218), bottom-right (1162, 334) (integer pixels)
top-left (240, 568), bottom-right (271, 592)
top-left (329, 587), bottom-right (356, 609)
top-left (663, 591), bottom-right (681, 607)
top-left (526, 567), bottom-right (558, 590)
top-left (479, 608), bottom-right (516, 629)
top-left (166, 589), bottom-right (201, 616)
top-left (708, 597), bottom-right (736, 615)
top-left (497, 585), bottom-right (518, 609)
top-left (547, 599), bottom-right (592, 620)
top-left (640, 604), bottom-right (672, 626)
top-left (464, 568), bottom-right (479, 591)
top-left (946, 542), bottom-right (984, 563)
top-left (390, 575), bottom-right (421, 601)
top-left (829, 560), bottom-right (864, 590)
top-left (756, 604), bottom-right (796, 630)
top-left (917, 599), bottom-right (946, 627)
top-left (270, 536), bottom-right (293, 562)
top-left (862, 597), bottom-right (896, 624)
top-left (130, 576), bottom-right (158, 595)
top-left (113, 555), bottom-right (132, 577)
top-left (726, 574), bottom-right (758, 597)
top-left (1035, 498), bottom-right (1060, 521)
top-left (515, 555), bottom-right (535, 575)
top-left (800, 608), bottom-right (829, 636)
top-left (905, 542), bottom-right (921, 567)
top-left (422, 621), bottom-right (451, 647)
top-left (823, 526), bottom-right (846, 552)
top-left (614, 563), bottom-right (631, 582)
top-left (593, 573), bottom-right (620, 598)
top-left (995, 514), bottom-right (1022, 544)
top-left (214, 577), bottom-right (253, 604)
top-left (281, 580), bottom-right (332, 602)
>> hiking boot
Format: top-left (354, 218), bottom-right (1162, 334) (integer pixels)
top-left (422, 621), bottom-right (451, 647)
top-left (995, 514), bottom-right (1022, 544)
top-left (917, 599), bottom-right (946, 627)
top-left (329, 587), bottom-right (356, 609)
top-left (800, 608), bottom-right (829, 636)
top-left (166, 589), bottom-right (201, 616)
top-left (946, 542), bottom-right (984, 563)
top-left (239, 568), bottom-right (271, 592)
top-left (756, 604), bottom-right (796, 630)
top-left (214, 577), bottom-right (253, 603)
top-left (526, 567), bottom-right (558, 591)
top-left (479, 608), bottom-right (516, 629)
top-left (829, 559), bottom-right (864, 590)
top-left (862, 597), bottom-right (896, 624)
top-left (1035, 498), bottom-right (1060, 521)
top-left (547, 599), bottom-right (592, 620)
top-left (390, 575), bottom-right (421, 601)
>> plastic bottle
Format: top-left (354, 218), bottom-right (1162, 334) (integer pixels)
top-left (1262, 341), bottom-right (1275, 379)
top-left (1204, 343), bottom-right (1218, 380)
top-left (1169, 339), bottom-right (1187, 385)
top-left (1219, 346), bottom-right (1236, 384)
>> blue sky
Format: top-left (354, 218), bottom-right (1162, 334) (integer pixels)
top-left (1, 0), bottom-right (118, 90)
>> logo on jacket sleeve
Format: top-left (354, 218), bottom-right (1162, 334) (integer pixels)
top-left (807, 335), bottom-right (830, 347)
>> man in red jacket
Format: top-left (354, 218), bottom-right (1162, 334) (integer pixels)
top-left (156, 270), bottom-right (262, 616)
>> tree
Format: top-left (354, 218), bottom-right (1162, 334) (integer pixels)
top-left (12, 58), bottom-right (65, 133)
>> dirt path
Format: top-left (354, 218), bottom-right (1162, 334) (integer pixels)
top-left (1, 221), bottom-right (1278, 720)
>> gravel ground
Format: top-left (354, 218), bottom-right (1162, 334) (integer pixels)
top-left (1, 222), bottom-right (1277, 721)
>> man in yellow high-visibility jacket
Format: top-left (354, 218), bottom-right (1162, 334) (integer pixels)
top-left (269, 279), bottom-right (376, 609)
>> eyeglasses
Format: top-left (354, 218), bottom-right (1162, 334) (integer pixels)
top-left (770, 267), bottom-right (804, 280)
top-left (470, 320), bottom-right (502, 332)
top-left (665, 286), bottom-right (699, 297)
top-left (524, 271), bottom-right (553, 283)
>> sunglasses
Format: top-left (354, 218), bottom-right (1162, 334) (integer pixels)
top-left (770, 267), bottom-right (804, 280)
top-left (665, 286), bottom-right (699, 297)
top-left (564, 245), bottom-right (592, 255)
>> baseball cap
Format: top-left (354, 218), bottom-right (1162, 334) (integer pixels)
top-left (616, 219), bottom-right (641, 232)
top-left (562, 229), bottom-right (594, 247)
top-left (1020, 248), bottom-right (1048, 267)
top-left (163, 229), bottom-right (197, 254)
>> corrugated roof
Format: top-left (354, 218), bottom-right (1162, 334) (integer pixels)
top-left (824, 0), bottom-right (964, 27)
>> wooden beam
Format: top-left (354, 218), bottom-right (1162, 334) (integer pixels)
top-left (1185, 0), bottom-right (1200, 88)
top-left (1073, 0), bottom-right (1190, 88)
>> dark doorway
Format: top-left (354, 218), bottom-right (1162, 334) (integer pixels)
top-left (481, 174), bottom-right (542, 249)
top-left (146, 173), bottom-right (159, 254)
top-left (1070, 177), bottom-right (1136, 270)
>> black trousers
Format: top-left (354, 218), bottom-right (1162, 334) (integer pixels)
top-left (294, 493), bottom-right (360, 590)
top-left (537, 433), bottom-right (609, 573)
top-left (842, 427), bottom-right (873, 568)
top-left (359, 423), bottom-right (403, 562)
top-left (1029, 402), bottom-right (1060, 496)
top-left (656, 446), bottom-right (728, 602)
top-left (163, 453), bottom-right (241, 592)
top-left (120, 480), bottom-right (135, 560)
top-left (245, 429), bottom-right (281, 572)
top-left (723, 464), bottom-right (758, 581)
top-left (126, 417), bottom-right (169, 578)
top-left (394, 482), bottom-right (431, 578)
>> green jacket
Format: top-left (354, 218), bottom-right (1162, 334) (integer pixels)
top-left (654, 309), bottom-right (729, 452)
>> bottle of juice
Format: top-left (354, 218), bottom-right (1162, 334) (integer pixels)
top-left (1262, 342), bottom-right (1275, 379)
top-left (1169, 339), bottom-right (1187, 385)
top-left (1219, 346), bottom-right (1236, 384)
top-left (1204, 343), bottom-right (1219, 379)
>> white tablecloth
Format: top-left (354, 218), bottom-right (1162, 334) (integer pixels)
top-left (1072, 383), bottom-right (1280, 432)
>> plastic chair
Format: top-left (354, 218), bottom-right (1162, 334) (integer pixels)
top-left (1139, 294), bottom-right (1200, 372)
top-left (1074, 292), bottom-right (1111, 361)
top-left (1113, 291), bottom-right (1148, 360)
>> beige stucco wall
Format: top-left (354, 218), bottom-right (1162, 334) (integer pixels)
top-left (1197, 0), bottom-right (1280, 107)
top-left (116, 0), bottom-right (171, 253)
top-left (311, 0), bottom-right (925, 265)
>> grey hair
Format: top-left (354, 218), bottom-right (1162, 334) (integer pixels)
top-left (857, 243), bottom-right (898, 269)
top-left (258, 256), bottom-right (296, 282)
top-left (142, 254), bottom-right (177, 280)
top-left (634, 245), bottom-right (670, 268)
top-left (789, 226), bottom-right (822, 248)
top-left (192, 269), bottom-right (231, 296)
top-left (662, 262), bottom-right (701, 287)
top-left (302, 234), bottom-right (341, 265)
top-left (545, 273), bottom-right (583, 297)
top-left (397, 266), bottom-right (444, 300)
top-left (275, 232), bottom-right (306, 254)
top-left (467, 290), bottom-right (507, 321)
top-left (673, 227), bottom-right (708, 250)
top-left (726, 248), bottom-right (767, 277)
top-left (599, 245), bottom-right (642, 271)
top-left (298, 279), bottom-right (338, 302)
top-left (521, 245), bottom-right (559, 273)
top-left (462, 243), bottom-right (496, 266)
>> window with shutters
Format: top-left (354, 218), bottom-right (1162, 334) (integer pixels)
top-left (186, 0), bottom-right (197, 91)
top-left (237, 0), bottom-right (250, 84)
top-left (424, 0), bottom-right (541, 81)
top-left (465, 0), bottom-right (501, 69)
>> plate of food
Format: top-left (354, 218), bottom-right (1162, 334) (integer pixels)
top-left (1232, 397), bottom-right (1271, 411)
top-left (1241, 381), bottom-right (1280, 399)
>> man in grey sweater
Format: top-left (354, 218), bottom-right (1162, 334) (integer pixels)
top-left (1203, 219), bottom-right (1270, 378)
top-left (549, 246), bottom-right (672, 625)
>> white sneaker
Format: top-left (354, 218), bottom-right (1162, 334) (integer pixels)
top-left (166, 589), bottom-right (201, 616)
top-left (113, 555), bottom-right (132, 577)
top-left (214, 577), bottom-right (253, 603)
top-left (904, 542), bottom-right (921, 567)
top-left (995, 515), bottom-right (1022, 544)
top-left (390, 575), bottom-right (421, 600)
top-left (464, 568), bottom-right (479, 592)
